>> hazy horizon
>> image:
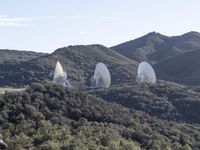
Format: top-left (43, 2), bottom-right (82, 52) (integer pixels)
top-left (1, 0), bottom-right (200, 52)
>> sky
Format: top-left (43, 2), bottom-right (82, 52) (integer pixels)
top-left (1, 0), bottom-right (200, 53)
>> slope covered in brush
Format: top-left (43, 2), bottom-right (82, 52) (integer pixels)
top-left (154, 49), bottom-right (200, 85)
top-left (89, 80), bottom-right (200, 124)
top-left (0, 82), bottom-right (200, 149)
top-left (0, 49), bottom-right (46, 64)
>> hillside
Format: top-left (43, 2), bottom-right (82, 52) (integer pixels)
top-left (0, 49), bottom-right (46, 64)
top-left (111, 31), bottom-right (200, 64)
top-left (0, 45), bottom-right (138, 87)
top-left (154, 49), bottom-right (200, 85)
top-left (89, 80), bottom-right (200, 124)
top-left (0, 82), bottom-right (200, 150)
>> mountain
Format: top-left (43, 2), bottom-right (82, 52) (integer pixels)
top-left (111, 31), bottom-right (200, 86)
top-left (155, 49), bottom-right (200, 85)
top-left (2, 32), bottom-right (200, 87)
top-left (0, 82), bottom-right (200, 149)
top-left (111, 31), bottom-right (200, 64)
top-left (0, 45), bottom-right (138, 87)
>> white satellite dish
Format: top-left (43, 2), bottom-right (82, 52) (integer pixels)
top-left (137, 61), bottom-right (156, 83)
top-left (93, 63), bottom-right (111, 88)
top-left (53, 61), bottom-right (71, 87)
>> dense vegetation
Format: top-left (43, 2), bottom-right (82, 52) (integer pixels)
top-left (89, 81), bottom-right (200, 124)
top-left (0, 82), bottom-right (200, 150)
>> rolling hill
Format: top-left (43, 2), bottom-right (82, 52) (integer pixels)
top-left (0, 45), bottom-right (138, 87)
top-left (0, 49), bottom-right (46, 64)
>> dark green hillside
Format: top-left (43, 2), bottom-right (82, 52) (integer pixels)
top-left (155, 49), bottom-right (200, 85)
top-left (0, 49), bottom-right (46, 64)
top-left (0, 82), bottom-right (200, 150)
top-left (111, 31), bottom-right (200, 64)
top-left (89, 81), bottom-right (200, 124)
top-left (0, 45), bottom-right (138, 87)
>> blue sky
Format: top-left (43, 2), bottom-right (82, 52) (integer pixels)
top-left (1, 0), bottom-right (200, 53)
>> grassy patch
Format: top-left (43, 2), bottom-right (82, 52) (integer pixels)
top-left (0, 87), bottom-right (25, 94)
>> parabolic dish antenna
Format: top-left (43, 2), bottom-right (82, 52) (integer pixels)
top-left (137, 61), bottom-right (156, 83)
top-left (93, 62), bottom-right (111, 88)
top-left (53, 61), bottom-right (71, 87)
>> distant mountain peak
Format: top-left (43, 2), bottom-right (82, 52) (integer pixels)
top-left (146, 31), bottom-right (162, 36)
top-left (111, 31), bottom-right (200, 65)
top-left (185, 31), bottom-right (200, 35)
top-left (146, 31), bottom-right (200, 38)
top-left (143, 32), bottom-right (167, 41)
top-left (142, 32), bottom-right (166, 43)
top-left (181, 31), bottom-right (200, 38)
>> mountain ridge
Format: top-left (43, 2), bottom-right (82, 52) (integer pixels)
top-left (111, 31), bottom-right (200, 64)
